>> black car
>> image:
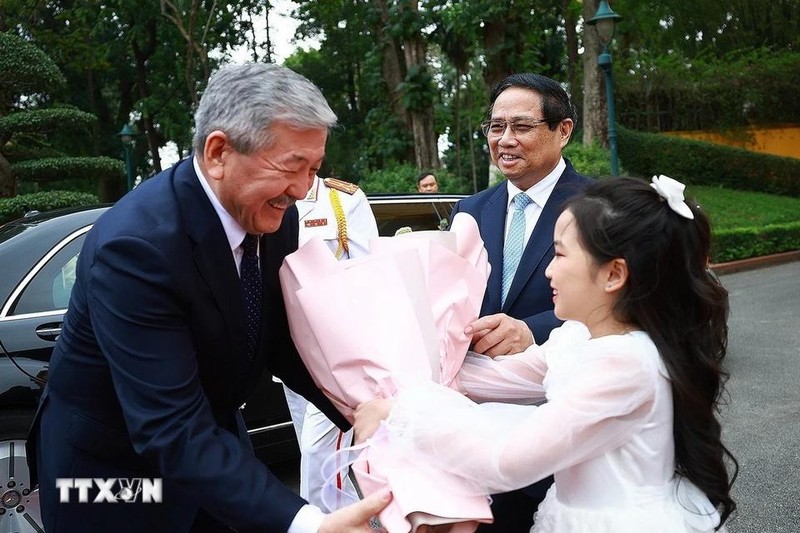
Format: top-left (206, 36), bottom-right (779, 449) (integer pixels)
top-left (0, 193), bottom-right (464, 531)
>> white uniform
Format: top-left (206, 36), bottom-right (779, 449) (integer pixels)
top-left (283, 175), bottom-right (378, 511)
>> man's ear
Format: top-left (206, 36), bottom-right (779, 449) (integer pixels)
top-left (603, 258), bottom-right (629, 293)
top-left (202, 131), bottom-right (229, 181)
top-left (559, 118), bottom-right (574, 146)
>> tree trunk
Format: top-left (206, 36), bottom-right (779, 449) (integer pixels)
top-left (563, 0), bottom-right (580, 107)
top-left (582, 0), bottom-right (608, 148)
top-left (373, 0), bottom-right (407, 125)
top-left (132, 20), bottom-right (163, 174)
top-left (481, 19), bottom-right (510, 93)
top-left (454, 73), bottom-right (462, 179)
top-left (264, 4), bottom-right (273, 63)
top-left (402, 29), bottom-right (440, 170)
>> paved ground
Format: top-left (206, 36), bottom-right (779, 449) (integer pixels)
top-left (719, 260), bottom-right (800, 532)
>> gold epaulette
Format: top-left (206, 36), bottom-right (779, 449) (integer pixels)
top-left (324, 177), bottom-right (359, 195)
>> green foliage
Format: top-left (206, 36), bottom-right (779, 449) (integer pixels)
top-left (358, 163), bottom-right (469, 194)
top-left (563, 141), bottom-right (615, 179)
top-left (614, 0), bottom-right (800, 60)
top-left (12, 157), bottom-right (124, 182)
top-left (398, 64), bottom-right (438, 112)
top-left (0, 190), bottom-right (99, 224)
top-left (0, 31), bottom-right (65, 99)
top-left (617, 127), bottom-right (800, 197)
top-left (0, 107), bottom-right (97, 137)
top-left (711, 223), bottom-right (800, 263)
top-left (359, 163), bottom-right (419, 194)
top-left (691, 186), bottom-right (800, 229)
top-left (617, 49), bottom-right (800, 131)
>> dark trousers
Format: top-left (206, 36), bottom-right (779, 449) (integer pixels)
top-left (477, 476), bottom-right (553, 533)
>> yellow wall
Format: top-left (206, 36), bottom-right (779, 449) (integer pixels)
top-left (665, 125), bottom-right (800, 160)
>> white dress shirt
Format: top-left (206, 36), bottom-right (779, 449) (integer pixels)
top-left (504, 157), bottom-right (565, 245)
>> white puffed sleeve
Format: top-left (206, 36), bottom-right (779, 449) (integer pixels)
top-left (454, 321), bottom-right (590, 404)
top-left (383, 339), bottom-right (658, 494)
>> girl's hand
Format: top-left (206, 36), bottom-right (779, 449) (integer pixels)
top-left (353, 398), bottom-right (394, 443)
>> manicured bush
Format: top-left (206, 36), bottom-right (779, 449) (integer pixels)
top-left (358, 163), bottom-right (470, 194)
top-left (563, 141), bottom-right (615, 178)
top-left (711, 222), bottom-right (800, 263)
top-left (618, 127), bottom-right (800, 197)
top-left (0, 190), bottom-right (99, 225)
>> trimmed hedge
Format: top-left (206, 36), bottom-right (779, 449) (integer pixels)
top-left (0, 190), bottom-right (99, 225)
top-left (618, 127), bottom-right (800, 197)
top-left (12, 156), bottom-right (124, 182)
top-left (711, 222), bottom-right (800, 263)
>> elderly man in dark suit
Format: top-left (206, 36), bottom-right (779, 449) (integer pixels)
top-left (29, 63), bottom-right (389, 532)
top-left (451, 73), bottom-right (594, 532)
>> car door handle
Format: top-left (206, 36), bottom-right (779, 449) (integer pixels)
top-left (36, 323), bottom-right (62, 342)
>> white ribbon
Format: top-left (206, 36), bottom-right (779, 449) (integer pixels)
top-left (650, 175), bottom-right (695, 220)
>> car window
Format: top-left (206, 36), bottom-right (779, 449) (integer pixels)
top-left (12, 234), bottom-right (85, 315)
top-left (371, 200), bottom-right (457, 236)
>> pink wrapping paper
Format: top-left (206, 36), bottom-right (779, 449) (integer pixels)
top-left (279, 212), bottom-right (493, 532)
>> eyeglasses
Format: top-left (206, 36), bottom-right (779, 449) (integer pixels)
top-left (480, 118), bottom-right (552, 138)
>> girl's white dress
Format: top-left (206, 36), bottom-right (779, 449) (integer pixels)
top-left (383, 321), bottom-right (725, 532)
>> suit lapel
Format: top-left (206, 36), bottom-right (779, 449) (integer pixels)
top-left (174, 160), bottom-right (248, 360)
top-left (482, 185), bottom-right (508, 314)
top-left (503, 170), bottom-right (579, 311)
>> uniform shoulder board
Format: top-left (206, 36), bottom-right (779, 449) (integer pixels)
top-left (323, 177), bottom-right (360, 195)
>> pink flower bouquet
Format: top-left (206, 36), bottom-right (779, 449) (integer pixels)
top-left (279, 212), bottom-right (493, 532)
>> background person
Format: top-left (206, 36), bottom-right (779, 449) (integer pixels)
top-left (449, 72), bottom-right (593, 531)
top-left (355, 176), bottom-right (738, 533)
top-left (29, 62), bottom-right (389, 532)
top-left (283, 173), bottom-right (378, 511)
top-left (417, 172), bottom-right (439, 193)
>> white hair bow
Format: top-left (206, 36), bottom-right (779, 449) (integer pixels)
top-left (650, 175), bottom-right (695, 220)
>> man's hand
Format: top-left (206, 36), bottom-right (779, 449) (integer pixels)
top-left (319, 488), bottom-right (392, 532)
top-left (353, 399), bottom-right (394, 444)
top-left (465, 313), bottom-right (534, 356)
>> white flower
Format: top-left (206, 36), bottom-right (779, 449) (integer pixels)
top-left (650, 175), bottom-right (695, 220)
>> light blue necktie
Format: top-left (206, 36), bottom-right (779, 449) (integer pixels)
top-left (502, 193), bottom-right (533, 306)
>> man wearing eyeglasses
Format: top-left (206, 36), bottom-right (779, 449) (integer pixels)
top-left (450, 72), bottom-right (593, 532)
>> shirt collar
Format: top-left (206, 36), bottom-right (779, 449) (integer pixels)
top-left (193, 156), bottom-right (248, 253)
top-left (300, 175), bottom-right (321, 203)
top-left (505, 157), bottom-right (566, 209)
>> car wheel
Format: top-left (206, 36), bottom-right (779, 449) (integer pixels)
top-left (0, 409), bottom-right (42, 533)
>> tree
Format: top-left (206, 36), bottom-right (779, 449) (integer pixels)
top-left (0, 31), bottom-right (122, 197)
top-left (581, 0), bottom-right (609, 148)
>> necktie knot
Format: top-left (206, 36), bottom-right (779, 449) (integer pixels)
top-left (513, 193), bottom-right (533, 211)
top-left (241, 233), bottom-right (259, 258)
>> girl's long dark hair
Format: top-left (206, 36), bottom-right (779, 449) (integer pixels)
top-left (566, 177), bottom-right (737, 527)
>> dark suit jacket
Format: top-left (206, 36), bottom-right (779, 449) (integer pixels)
top-left (451, 159), bottom-right (593, 343)
top-left (29, 158), bottom-right (344, 532)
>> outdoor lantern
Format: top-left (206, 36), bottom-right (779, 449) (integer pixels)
top-left (588, 0), bottom-right (622, 46)
top-left (587, 0), bottom-right (623, 176)
top-left (117, 124), bottom-right (136, 191)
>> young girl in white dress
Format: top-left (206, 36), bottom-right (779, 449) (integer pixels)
top-left (354, 176), bottom-right (738, 532)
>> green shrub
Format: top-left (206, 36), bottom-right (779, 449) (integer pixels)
top-left (618, 127), bottom-right (800, 197)
top-left (358, 163), bottom-right (471, 194)
top-left (0, 190), bottom-right (100, 224)
top-left (711, 222), bottom-right (800, 263)
top-left (13, 156), bottom-right (123, 182)
top-left (563, 141), bottom-right (616, 178)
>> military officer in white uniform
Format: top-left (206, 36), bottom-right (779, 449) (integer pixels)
top-left (283, 174), bottom-right (378, 511)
